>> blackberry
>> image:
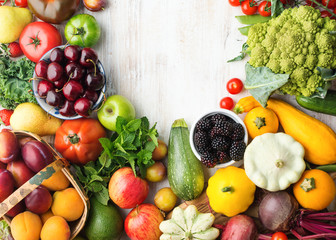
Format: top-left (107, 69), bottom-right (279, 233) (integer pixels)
top-left (211, 113), bottom-right (226, 125)
top-left (194, 131), bottom-right (209, 148)
top-left (232, 123), bottom-right (245, 141)
top-left (215, 121), bottom-right (233, 137)
top-left (217, 151), bottom-right (230, 163)
top-left (200, 151), bottom-right (217, 168)
top-left (196, 117), bottom-right (212, 131)
top-left (211, 136), bottom-right (230, 151)
top-left (197, 145), bottom-right (211, 155)
top-left (229, 141), bottom-right (246, 161)
top-left (210, 127), bottom-right (224, 138)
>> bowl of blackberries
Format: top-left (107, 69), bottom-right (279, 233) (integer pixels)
top-left (32, 45), bottom-right (106, 119)
top-left (190, 109), bottom-right (248, 168)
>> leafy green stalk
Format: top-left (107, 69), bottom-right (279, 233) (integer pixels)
top-left (227, 43), bottom-right (250, 62)
top-left (73, 116), bottom-right (158, 205)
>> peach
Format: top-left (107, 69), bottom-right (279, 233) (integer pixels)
top-left (51, 188), bottom-right (84, 221)
top-left (40, 210), bottom-right (54, 224)
top-left (11, 211), bottom-right (42, 240)
top-left (40, 216), bottom-right (71, 240)
top-left (41, 169), bottom-right (70, 191)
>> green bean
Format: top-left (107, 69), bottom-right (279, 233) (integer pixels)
top-left (235, 15), bottom-right (271, 25)
top-left (316, 164), bottom-right (336, 173)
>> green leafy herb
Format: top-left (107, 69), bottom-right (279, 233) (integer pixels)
top-left (0, 220), bottom-right (12, 240)
top-left (228, 43), bottom-right (250, 62)
top-left (0, 55), bottom-right (36, 109)
top-left (271, 0), bottom-right (285, 17)
top-left (245, 63), bottom-right (289, 107)
top-left (73, 116), bottom-right (158, 205)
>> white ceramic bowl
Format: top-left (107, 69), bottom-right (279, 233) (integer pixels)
top-left (32, 45), bottom-right (106, 120)
top-left (189, 109), bottom-right (248, 168)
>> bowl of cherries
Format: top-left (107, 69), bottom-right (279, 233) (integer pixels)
top-left (32, 45), bottom-right (106, 119)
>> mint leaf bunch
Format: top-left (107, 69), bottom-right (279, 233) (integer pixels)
top-left (73, 116), bottom-right (158, 205)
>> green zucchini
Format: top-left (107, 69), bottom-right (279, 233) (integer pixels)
top-left (296, 90), bottom-right (336, 116)
top-left (167, 119), bottom-right (204, 201)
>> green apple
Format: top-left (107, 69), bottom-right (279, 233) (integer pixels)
top-left (97, 95), bottom-right (136, 131)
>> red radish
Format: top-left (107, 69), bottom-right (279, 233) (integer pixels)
top-left (220, 215), bottom-right (257, 240)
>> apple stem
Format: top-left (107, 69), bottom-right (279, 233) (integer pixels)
top-left (136, 205), bottom-right (140, 215)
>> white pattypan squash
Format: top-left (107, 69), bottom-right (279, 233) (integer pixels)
top-left (159, 205), bottom-right (219, 240)
top-left (244, 132), bottom-right (305, 191)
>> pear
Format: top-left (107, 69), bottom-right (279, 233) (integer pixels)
top-left (10, 103), bottom-right (63, 136)
top-left (0, 6), bottom-right (32, 43)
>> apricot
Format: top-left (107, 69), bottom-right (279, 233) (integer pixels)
top-left (11, 211), bottom-right (42, 240)
top-left (40, 210), bottom-right (54, 224)
top-left (41, 169), bottom-right (70, 191)
top-left (40, 216), bottom-right (71, 240)
top-left (152, 139), bottom-right (168, 161)
top-left (51, 188), bottom-right (84, 221)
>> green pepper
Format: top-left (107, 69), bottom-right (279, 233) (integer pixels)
top-left (27, 0), bottom-right (80, 24)
top-left (64, 14), bottom-right (101, 48)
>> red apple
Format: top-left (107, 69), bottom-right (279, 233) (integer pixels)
top-left (125, 203), bottom-right (164, 240)
top-left (108, 167), bottom-right (149, 209)
top-left (7, 160), bottom-right (35, 187)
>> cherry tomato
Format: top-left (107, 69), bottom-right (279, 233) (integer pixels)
top-left (280, 0), bottom-right (286, 4)
top-left (305, 0), bottom-right (316, 6)
top-left (219, 97), bottom-right (234, 110)
top-left (19, 22), bottom-right (62, 63)
top-left (241, 0), bottom-right (258, 15)
top-left (258, 1), bottom-right (271, 17)
top-left (320, 10), bottom-right (334, 19)
top-left (15, 0), bottom-right (27, 7)
top-left (227, 78), bottom-right (244, 94)
top-left (229, 0), bottom-right (241, 6)
top-left (271, 232), bottom-right (288, 240)
top-left (322, 0), bottom-right (336, 8)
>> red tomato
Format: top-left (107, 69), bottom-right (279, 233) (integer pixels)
top-left (321, 10), bottom-right (334, 18)
top-left (15, 0), bottom-right (27, 7)
top-left (280, 0), bottom-right (286, 3)
top-left (241, 0), bottom-right (258, 15)
top-left (229, 0), bottom-right (241, 7)
top-left (271, 232), bottom-right (288, 240)
top-left (227, 78), bottom-right (244, 94)
top-left (219, 97), bottom-right (234, 110)
top-left (322, 0), bottom-right (336, 8)
top-left (258, 1), bottom-right (271, 17)
top-left (19, 22), bottom-right (62, 63)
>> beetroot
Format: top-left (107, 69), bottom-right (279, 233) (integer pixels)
top-left (221, 215), bottom-right (258, 240)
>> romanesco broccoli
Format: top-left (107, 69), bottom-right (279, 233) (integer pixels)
top-left (247, 6), bottom-right (336, 96)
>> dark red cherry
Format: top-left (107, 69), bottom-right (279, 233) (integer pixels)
top-left (49, 48), bottom-right (64, 63)
top-left (85, 72), bottom-right (104, 91)
top-left (65, 62), bottom-right (85, 81)
top-left (47, 62), bottom-right (63, 82)
top-left (37, 80), bottom-right (54, 98)
top-left (83, 90), bottom-right (99, 103)
top-left (59, 100), bottom-right (76, 117)
top-left (54, 75), bottom-right (67, 89)
top-left (46, 90), bottom-right (64, 107)
top-left (74, 98), bottom-right (92, 117)
top-left (62, 80), bottom-right (83, 101)
top-left (35, 60), bottom-right (48, 79)
top-left (79, 48), bottom-right (98, 68)
top-left (64, 45), bottom-right (81, 62)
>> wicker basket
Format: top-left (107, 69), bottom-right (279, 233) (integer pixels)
top-left (0, 130), bottom-right (89, 240)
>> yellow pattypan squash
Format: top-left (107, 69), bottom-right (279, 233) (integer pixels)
top-left (206, 166), bottom-right (256, 217)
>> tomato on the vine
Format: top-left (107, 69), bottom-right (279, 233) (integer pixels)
top-left (19, 22), bottom-right (62, 62)
top-left (227, 78), bottom-right (244, 94)
top-left (241, 0), bottom-right (258, 15)
top-left (322, 0), bottom-right (336, 8)
top-left (229, 0), bottom-right (241, 7)
top-left (219, 97), bottom-right (234, 110)
top-left (320, 10), bottom-right (335, 19)
top-left (271, 232), bottom-right (288, 240)
top-left (258, 1), bottom-right (271, 17)
top-left (15, 0), bottom-right (27, 7)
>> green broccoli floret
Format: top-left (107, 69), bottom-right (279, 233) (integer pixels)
top-left (246, 5), bottom-right (336, 97)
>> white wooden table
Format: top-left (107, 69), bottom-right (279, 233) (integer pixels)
top-left (3, 1), bottom-right (336, 239)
